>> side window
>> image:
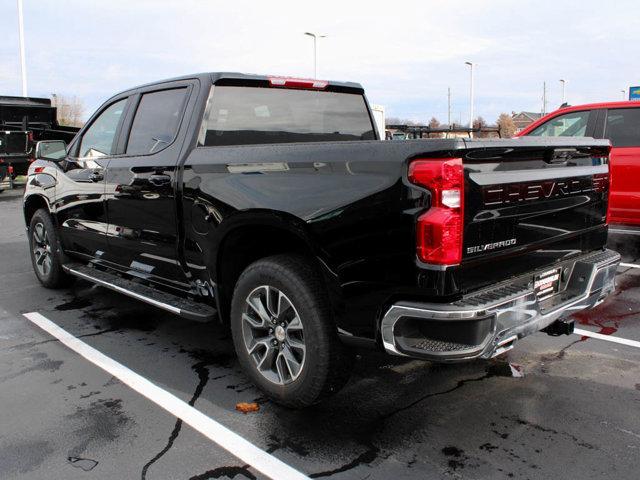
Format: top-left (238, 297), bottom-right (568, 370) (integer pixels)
top-left (78, 99), bottom-right (127, 158)
top-left (529, 110), bottom-right (590, 137)
top-left (126, 88), bottom-right (188, 155)
top-left (605, 108), bottom-right (640, 147)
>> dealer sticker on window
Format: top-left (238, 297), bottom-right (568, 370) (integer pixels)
top-left (534, 268), bottom-right (561, 301)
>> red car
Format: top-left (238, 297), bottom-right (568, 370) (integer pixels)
top-left (518, 101), bottom-right (640, 226)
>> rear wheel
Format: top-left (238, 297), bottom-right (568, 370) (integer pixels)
top-left (28, 209), bottom-right (72, 288)
top-left (230, 254), bottom-right (351, 408)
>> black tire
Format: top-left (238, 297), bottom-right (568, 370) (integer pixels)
top-left (28, 208), bottom-right (73, 288)
top-left (230, 254), bottom-right (351, 408)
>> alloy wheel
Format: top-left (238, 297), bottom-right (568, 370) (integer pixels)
top-left (241, 285), bottom-right (306, 385)
top-left (32, 222), bottom-right (52, 277)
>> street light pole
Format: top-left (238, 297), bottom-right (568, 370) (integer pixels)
top-left (447, 87), bottom-right (451, 126)
top-left (17, 0), bottom-right (27, 96)
top-left (621, 89), bottom-right (627, 100)
top-left (465, 61), bottom-right (474, 137)
top-left (559, 79), bottom-right (566, 104)
top-left (304, 32), bottom-right (326, 79)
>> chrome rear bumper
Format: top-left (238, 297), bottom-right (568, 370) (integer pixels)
top-left (381, 249), bottom-right (620, 361)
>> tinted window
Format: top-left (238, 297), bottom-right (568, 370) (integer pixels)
top-left (529, 110), bottom-right (590, 137)
top-left (126, 88), bottom-right (188, 155)
top-left (605, 108), bottom-right (640, 147)
top-left (200, 86), bottom-right (376, 146)
top-left (78, 99), bottom-right (127, 158)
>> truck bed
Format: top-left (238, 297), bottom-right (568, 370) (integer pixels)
top-left (182, 136), bottom-right (611, 337)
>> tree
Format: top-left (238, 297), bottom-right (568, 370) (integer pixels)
top-left (496, 113), bottom-right (517, 138)
top-left (473, 116), bottom-right (490, 138)
top-left (51, 94), bottom-right (86, 127)
top-left (427, 117), bottom-right (441, 138)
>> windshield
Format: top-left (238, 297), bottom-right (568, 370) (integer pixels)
top-left (199, 86), bottom-right (376, 146)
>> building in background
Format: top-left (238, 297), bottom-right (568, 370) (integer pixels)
top-left (512, 111), bottom-right (542, 133)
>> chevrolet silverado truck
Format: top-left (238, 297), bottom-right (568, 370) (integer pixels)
top-left (24, 73), bottom-right (619, 407)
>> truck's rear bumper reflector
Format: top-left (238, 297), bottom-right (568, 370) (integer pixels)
top-left (380, 249), bottom-right (620, 361)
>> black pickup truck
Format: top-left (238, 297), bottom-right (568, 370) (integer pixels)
top-left (24, 72), bottom-right (619, 407)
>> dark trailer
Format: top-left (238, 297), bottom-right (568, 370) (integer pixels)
top-left (0, 96), bottom-right (79, 180)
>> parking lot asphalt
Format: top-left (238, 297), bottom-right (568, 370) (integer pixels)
top-left (1, 189), bottom-right (639, 480)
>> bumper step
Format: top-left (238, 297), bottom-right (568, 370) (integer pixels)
top-left (381, 249), bottom-right (620, 361)
top-left (62, 263), bottom-right (217, 322)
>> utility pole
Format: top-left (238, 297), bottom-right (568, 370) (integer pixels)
top-left (17, 0), bottom-right (27, 96)
top-left (304, 32), bottom-right (327, 79)
top-left (465, 61), bottom-right (474, 137)
top-left (542, 82), bottom-right (547, 115)
top-left (447, 87), bottom-right (451, 126)
top-left (559, 79), bottom-right (566, 104)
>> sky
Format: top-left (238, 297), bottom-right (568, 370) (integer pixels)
top-left (0, 0), bottom-right (638, 125)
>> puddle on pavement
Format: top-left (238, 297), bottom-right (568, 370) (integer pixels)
top-left (55, 297), bottom-right (93, 311)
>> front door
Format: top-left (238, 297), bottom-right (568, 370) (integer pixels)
top-left (603, 107), bottom-right (640, 226)
top-left (54, 98), bottom-right (129, 260)
top-left (102, 84), bottom-right (193, 290)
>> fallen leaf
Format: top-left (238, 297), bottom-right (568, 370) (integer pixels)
top-left (236, 402), bottom-right (260, 414)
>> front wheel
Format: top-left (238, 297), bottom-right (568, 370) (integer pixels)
top-left (28, 209), bottom-right (72, 288)
top-left (230, 255), bottom-right (351, 408)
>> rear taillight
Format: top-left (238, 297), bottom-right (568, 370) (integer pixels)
top-left (268, 76), bottom-right (328, 90)
top-left (408, 158), bottom-right (464, 265)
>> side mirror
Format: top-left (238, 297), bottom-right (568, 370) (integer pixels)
top-left (35, 140), bottom-right (67, 161)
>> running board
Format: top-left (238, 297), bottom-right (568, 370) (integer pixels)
top-left (62, 263), bottom-right (216, 322)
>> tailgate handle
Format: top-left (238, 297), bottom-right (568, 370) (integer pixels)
top-left (547, 148), bottom-right (578, 164)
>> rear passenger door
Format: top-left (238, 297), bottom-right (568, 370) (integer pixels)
top-left (103, 81), bottom-right (196, 290)
top-left (603, 107), bottom-right (640, 225)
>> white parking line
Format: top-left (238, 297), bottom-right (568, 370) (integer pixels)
top-left (574, 327), bottom-right (640, 349)
top-left (23, 312), bottom-right (310, 480)
top-left (619, 262), bottom-right (640, 269)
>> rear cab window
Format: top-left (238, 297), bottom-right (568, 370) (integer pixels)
top-left (198, 85), bottom-right (376, 146)
top-left (605, 108), bottom-right (640, 147)
top-left (528, 110), bottom-right (591, 137)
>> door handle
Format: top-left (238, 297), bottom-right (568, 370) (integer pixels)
top-left (148, 174), bottom-right (171, 187)
top-left (89, 171), bottom-right (104, 182)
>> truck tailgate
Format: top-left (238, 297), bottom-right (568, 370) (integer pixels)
top-left (458, 137), bottom-right (611, 292)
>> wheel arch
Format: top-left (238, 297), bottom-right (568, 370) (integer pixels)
top-left (23, 194), bottom-right (51, 228)
top-left (213, 210), bottom-right (342, 323)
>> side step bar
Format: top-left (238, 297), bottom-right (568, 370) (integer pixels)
top-left (62, 263), bottom-right (217, 322)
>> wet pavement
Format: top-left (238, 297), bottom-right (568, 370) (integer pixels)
top-left (1, 191), bottom-right (639, 480)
